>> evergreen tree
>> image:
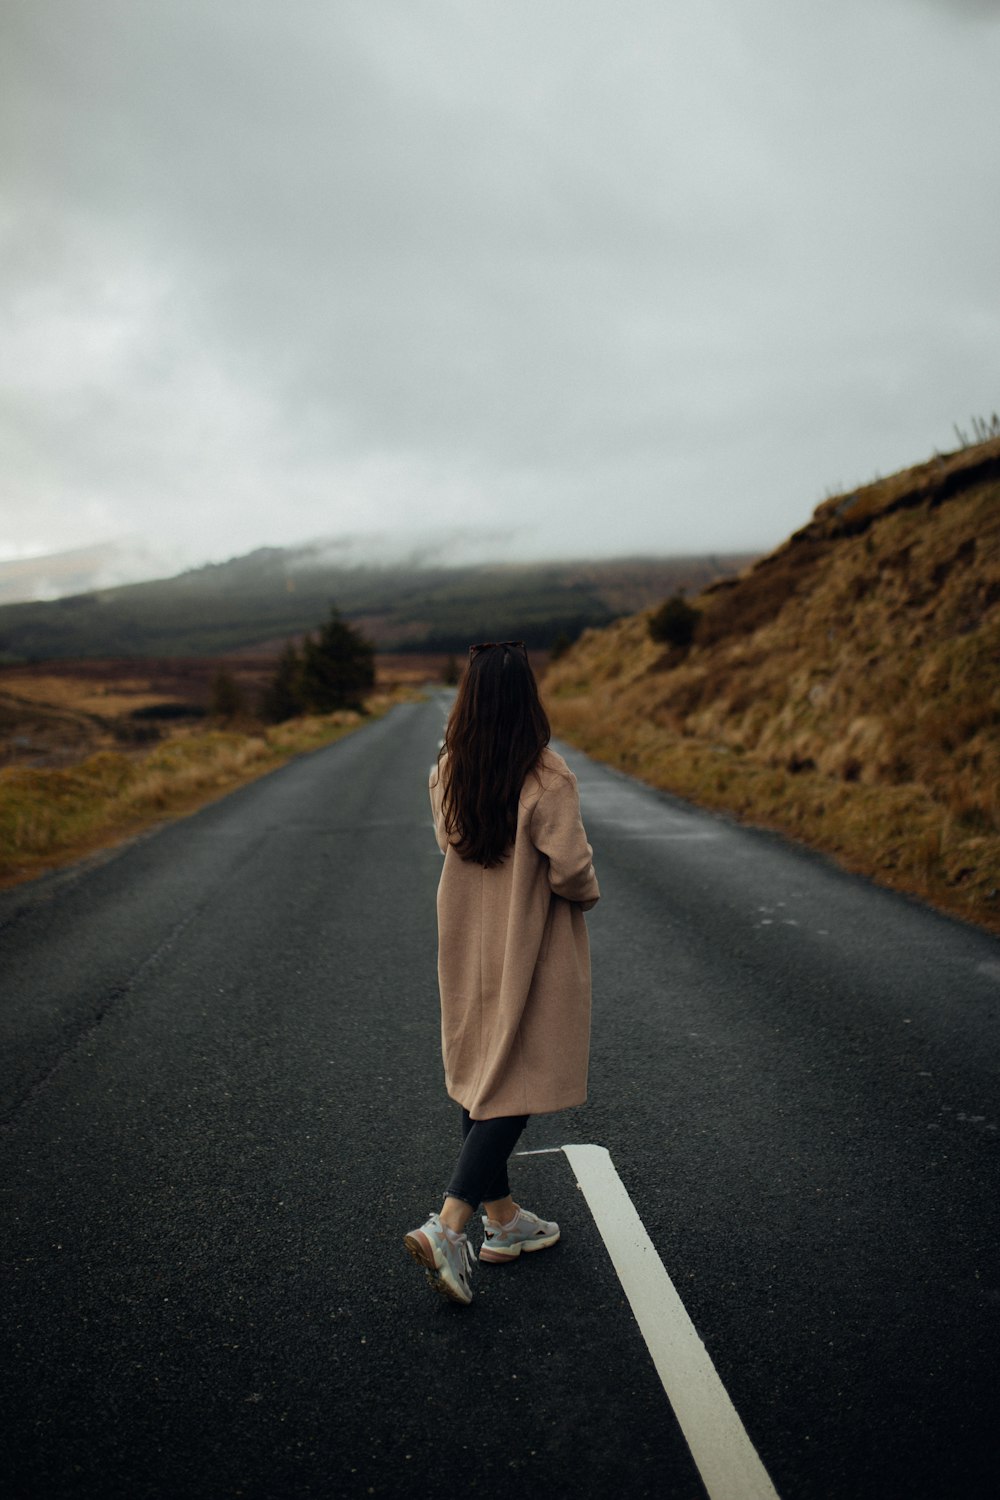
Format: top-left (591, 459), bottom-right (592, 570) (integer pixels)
top-left (210, 668), bottom-right (245, 721)
top-left (298, 607), bottom-right (375, 712)
top-left (443, 654), bottom-right (460, 685)
top-left (261, 640), bottom-right (304, 723)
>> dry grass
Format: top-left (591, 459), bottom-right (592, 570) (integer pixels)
top-left (0, 693), bottom-right (412, 889)
top-left (545, 438), bottom-right (1000, 933)
top-left (0, 652), bottom-right (447, 771)
top-left (0, 673), bottom-right (178, 718)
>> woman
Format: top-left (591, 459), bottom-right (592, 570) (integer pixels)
top-left (404, 640), bottom-right (600, 1305)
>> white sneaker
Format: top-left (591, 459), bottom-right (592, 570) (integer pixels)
top-left (403, 1213), bottom-right (474, 1304)
top-left (479, 1206), bottom-right (560, 1262)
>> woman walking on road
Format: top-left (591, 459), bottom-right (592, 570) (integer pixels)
top-left (404, 640), bottom-right (600, 1305)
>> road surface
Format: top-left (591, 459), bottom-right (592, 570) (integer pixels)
top-left (2, 694), bottom-right (998, 1498)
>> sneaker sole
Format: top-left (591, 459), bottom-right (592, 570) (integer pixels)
top-left (403, 1230), bottom-right (472, 1305)
top-left (479, 1230), bottom-right (560, 1263)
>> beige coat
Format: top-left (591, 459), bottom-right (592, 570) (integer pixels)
top-left (429, 747), bottom-right (600, 1120)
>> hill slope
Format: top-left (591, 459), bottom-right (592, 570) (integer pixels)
top-left (0, 549), bottom-right (754, 661)
top-left (545, 436), bottom-right (1000, 931)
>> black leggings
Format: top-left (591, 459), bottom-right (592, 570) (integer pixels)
top-left (445, 1108), bottom-right (529, 1210)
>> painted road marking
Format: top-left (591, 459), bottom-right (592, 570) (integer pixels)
top-left (517, 1143), bottom-right (780, 1500)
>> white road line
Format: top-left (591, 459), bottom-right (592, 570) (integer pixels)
top-left (517, 1143), bottom-right (780, 1500)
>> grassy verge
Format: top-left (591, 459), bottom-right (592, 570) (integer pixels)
top-left (0, 693), bottom-right (410, 890)
top-left (548, 691), bottom-right (1000, 936)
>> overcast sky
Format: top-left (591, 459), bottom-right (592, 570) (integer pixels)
top-left (2, 0), bottom-right (999, 587)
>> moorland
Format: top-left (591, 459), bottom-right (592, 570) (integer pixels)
top-left (546, 434), bottom-right (1000, 932)
top-left (4, 433), bottom-right (999, 940)
top-left (0, 551), bottom-right (754, 661)
top-left (0, 550), bottom-right (748, 887)
top-left (0, 652), bottom-right (438, 888)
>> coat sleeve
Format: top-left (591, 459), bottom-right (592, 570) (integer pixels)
top-left (531, 770), bottom-right (600, 910)
top-left (428, 765), bottom-right (449, 854)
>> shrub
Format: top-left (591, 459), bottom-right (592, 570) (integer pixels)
top-left (210, 669), bottom-right (246, 721)
top-left (648, 594), bottom-right (700, 648)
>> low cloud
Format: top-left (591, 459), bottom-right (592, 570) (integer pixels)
top-left (2, 0), bottom-right (998, 585)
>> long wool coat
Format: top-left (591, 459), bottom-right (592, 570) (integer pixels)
top-left (429, 747), bottom-right (600, 1120)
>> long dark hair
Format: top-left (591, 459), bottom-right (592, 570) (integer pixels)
top-left (439, 642), bottom-right (551, 867)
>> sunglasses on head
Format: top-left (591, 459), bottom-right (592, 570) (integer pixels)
top-left (469, 640), bottom-right (527, 659)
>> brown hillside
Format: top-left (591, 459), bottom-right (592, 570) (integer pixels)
top-left (545, 435), bottom-right (1000, 932)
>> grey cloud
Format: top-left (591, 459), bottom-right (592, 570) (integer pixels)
top-left (2, 0), bottom-right (999, 578)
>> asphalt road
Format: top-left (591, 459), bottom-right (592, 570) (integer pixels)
top-left (2, 693), bottom-right (998, 1499)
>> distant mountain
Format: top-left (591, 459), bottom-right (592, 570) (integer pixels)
top-left (0, 543), bottom-right (757, 661)
top-left (0, 539), bottom-right (186, 606)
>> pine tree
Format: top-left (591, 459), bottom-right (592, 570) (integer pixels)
top-left (298, 607), bottom-right (375, 712)
top-left (261, 641), bottom-right (304, 723)
top-left (210, 669), bottom-right (245, 721)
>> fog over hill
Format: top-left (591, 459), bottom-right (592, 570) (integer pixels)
top-left (0, 528), bottom-right (549, 607)
top-left (0, 537), bottom-right (755, 661)
top-left (0, 539), bottom-right (188, 607)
